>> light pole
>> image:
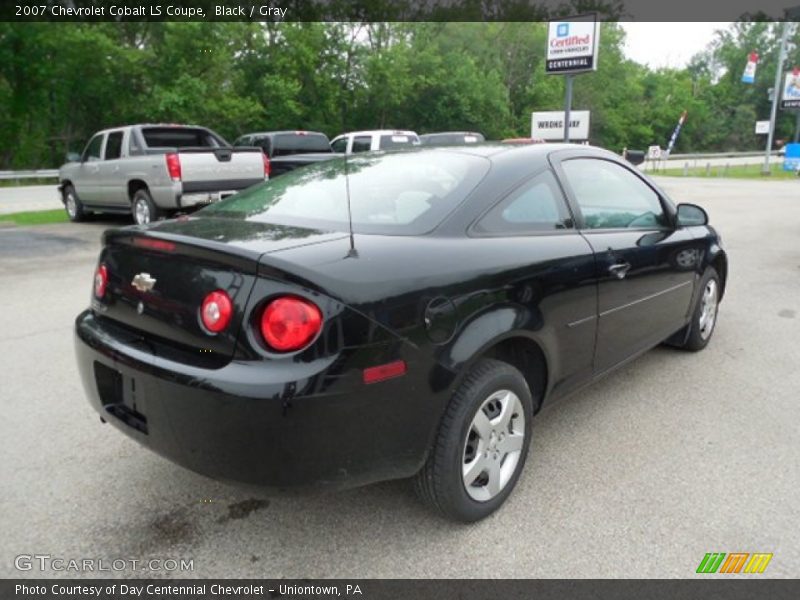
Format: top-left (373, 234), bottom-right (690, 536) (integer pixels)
top-left (762, 21), bottom-right (791, 175)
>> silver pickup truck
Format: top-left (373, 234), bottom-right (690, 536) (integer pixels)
top-left (58, 124), bottom-right (267, 224)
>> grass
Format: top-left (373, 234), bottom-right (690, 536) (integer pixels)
top-left (653, 162), bottom-right (799, 180)
top-left (0, 208), bottom-right (68, 226)
top-left (0, 177), bottom-right (58, 187)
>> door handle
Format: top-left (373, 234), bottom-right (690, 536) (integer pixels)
top-left (608, 261), bottom-right (632, 279)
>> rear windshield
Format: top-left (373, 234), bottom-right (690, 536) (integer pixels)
top-left (200, 151), bottom-right (489, 235)
top-left (378, 134), bottom-right (420, 151)
top-left (141, 127), bottom-right (225, 149)
top-left (271, 133), bottom-right (332, 156)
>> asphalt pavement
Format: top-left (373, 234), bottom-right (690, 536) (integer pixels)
top-left (1, 177), bottom-right (798, 579)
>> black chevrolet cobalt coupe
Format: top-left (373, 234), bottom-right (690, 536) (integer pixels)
top-left (75, 144), bottom-right (727, 521)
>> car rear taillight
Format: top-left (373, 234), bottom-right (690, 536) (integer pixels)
top-left (94, 264), bottom-right (108, 298)
top-left (132, 237), bottom-right (176, 252)
top-left (262, 152), bottom-right (271, 178)
top-left (260, 296), bottom-right (322, 352)
top-left (165, 153), bottom-right (182, 181)
top-left (201, 290), bottom-right (233, 334)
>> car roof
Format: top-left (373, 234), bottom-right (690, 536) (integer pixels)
top-left (337, 130), bottom-right (419, 137)
top-left (240, 130), bottom-right (328, 138)
top-left (420, 131), bottom-right (483, 137)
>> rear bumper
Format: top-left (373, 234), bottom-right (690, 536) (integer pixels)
top-left (74, 310), bottom-right (436, 491)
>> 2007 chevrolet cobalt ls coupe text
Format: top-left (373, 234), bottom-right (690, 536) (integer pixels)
top-left (75, 144), bottom-right (727, 521)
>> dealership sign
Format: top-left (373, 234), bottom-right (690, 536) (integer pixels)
top-left (546, 16), bottom-right (600, 74)
top-left (781, 68), bottom-right (800, 109)
top-left (532, 111), bottom-right (590, 140)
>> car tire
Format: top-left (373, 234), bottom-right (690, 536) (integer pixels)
top-left (63, 185), bottom-right (87, 222)
top-left (678, 267), bottom-right (721, 352)
top-left (414, 358), bottom-right (534, 522)
top-left (131, 188), bottom-right (163, 225)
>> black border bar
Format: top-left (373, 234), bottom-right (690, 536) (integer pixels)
top-left (3, 0), bottom-right (800, 22)
top-left (4, 579), bottom-right (800, 600)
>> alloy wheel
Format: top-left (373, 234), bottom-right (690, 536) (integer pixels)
top-left (65, 193), bottom-right (77, 219)
top-left (462, 389), bottom-right (525, 502)
top-left (134, 198), bottom-right (150, 225)
top-left (698, 279), bottom-right (718, 340)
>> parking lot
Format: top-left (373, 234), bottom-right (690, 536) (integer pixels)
top-left (1, 176), bottom-right (798, 579)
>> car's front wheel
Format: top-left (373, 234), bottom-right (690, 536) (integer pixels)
top-left (679, 267), bottom-right (721, 351)
top-left (63, 185), bottom-right (87, 222)
top-left (414, 358), bottom-right (533, 522)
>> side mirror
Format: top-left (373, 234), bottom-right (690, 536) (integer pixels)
top-left (677, 203), bottom-right (708, 227)
top-left (66, 152), bottom-right (81, 163)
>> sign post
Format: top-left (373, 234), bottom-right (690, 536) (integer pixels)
top-left (545, 14), bottom-right (600, 143)
top-left (762, 21), bottom-right (791, 175)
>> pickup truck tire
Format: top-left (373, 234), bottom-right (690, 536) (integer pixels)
top-left (131, 188), bottom-right (163, 225)
top-left (63, 185), bottom-right (87, 222)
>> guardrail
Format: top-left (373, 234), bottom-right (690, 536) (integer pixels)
top-left (0, 169), bottom-right (59, 182)
top-left (664, 151), bottom-right (765, 161)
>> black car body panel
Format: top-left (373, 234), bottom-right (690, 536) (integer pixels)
top-left (74, 143), bottom-right (727, 491)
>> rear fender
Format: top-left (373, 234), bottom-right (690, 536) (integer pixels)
top-left (433, 303), bottom-right (554, 396)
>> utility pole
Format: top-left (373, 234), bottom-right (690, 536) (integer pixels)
top-left (563, 74), bottom-right (574, 143)
top-left (762, 20), bottom-right (791, 174)
top-left (795, 112), bottom-right (800, 143)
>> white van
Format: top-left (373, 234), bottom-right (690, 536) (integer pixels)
top-left (330, 130), bottom-right (420, 154)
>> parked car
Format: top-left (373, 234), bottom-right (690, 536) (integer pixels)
top-left (58, 124), bottom-right (268, 225)
top-left (420, 131), bottom-right (485, 146)
top-left (330, 129), bottom-right (420, 154)
top-left (232, 130), bottom-right (340, 177)
top-left (74, 143), bottom-right (727, 522)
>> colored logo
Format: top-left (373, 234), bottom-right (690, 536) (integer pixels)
top-left (696, 552), bottom-right (773, 574)
top-left (557, 23), bottom-right (569, 37)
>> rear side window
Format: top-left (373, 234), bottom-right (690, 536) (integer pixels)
top-left (562, 158), bottom-right (667, 229)
top-left (474, 170), bottom-right (572, 234)
top-left (201, 151), bottom-right (490, 236)
top-left (351, 136), bottom-right (372, 153)
top-left (271, 133), bottom-right (331, 156)
top-left (104, 131), bottom-right (124, 160)
top-left (379, 134), bottom-right (419, 150)
top-left (82, 134), bottom-right (104, 162)
top-left (141, 127), bottom-right (225, 149)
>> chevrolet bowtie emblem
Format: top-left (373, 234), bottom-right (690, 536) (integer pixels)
top-left (132, 272), bottom-right (156, 292)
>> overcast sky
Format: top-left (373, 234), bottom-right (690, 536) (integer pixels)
top-left (621, 23), bottom-right (733, 68)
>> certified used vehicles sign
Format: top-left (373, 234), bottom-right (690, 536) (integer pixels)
top-left (545, 15), bottom-right (600, 74)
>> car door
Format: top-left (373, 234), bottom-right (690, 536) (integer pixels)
top-left (471, 168), bottom-right (597, 398)
top-left (351, 135), bottom-right (372, 154)
top-left (74, 133), bottom-right (105, 204)
top-left (554, 155), bottom-right (698, 374)
top-left (330, 136), bottom-right (348, 154)
top-left (98, 129), bottom-right (126, 206)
